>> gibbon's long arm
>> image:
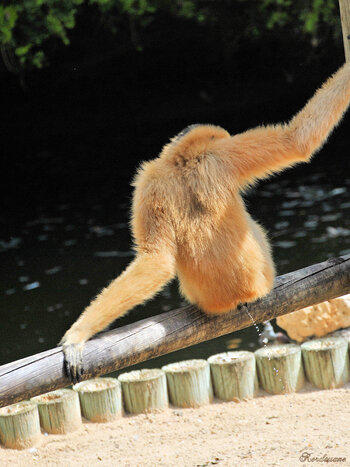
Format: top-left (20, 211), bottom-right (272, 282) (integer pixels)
top-left (60, 251), bottom-right (175, 382)
top-left (221, 62), bottom-right (350, 183)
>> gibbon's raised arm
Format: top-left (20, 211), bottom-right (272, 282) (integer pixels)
top-left (220, 62), bottom-right (350, 183)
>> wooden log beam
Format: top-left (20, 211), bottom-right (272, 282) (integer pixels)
top-left (0, 255), bottom-right (350, 408)
top-left (339, 0), bottom-right (350, 62)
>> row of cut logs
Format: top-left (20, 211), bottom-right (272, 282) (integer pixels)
top-left (1, 332), bottom-right (349, 449)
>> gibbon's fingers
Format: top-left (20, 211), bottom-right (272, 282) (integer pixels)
top-left (219, 62), bottom-right (350, 184)
top-left (61, 342), bottom-right (84, 384)
top-left (59, 251), bottom-right (175, 382)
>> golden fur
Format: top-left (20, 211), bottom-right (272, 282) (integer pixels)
top-left (61, 62), bottom-right (350, 381)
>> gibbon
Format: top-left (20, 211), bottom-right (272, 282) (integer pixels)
top-left (61, 62), bottom-right (350, 382)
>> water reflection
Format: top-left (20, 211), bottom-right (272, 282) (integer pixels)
top-left (22, 282), bottom-right (40, 291)
top-left (45, 266), bottom-right (62, 275)
top-left (94, 251), bottom-right (134, 258)
top-left (0, 238), bottom-right (22, 251)
top-left (0, 166), bottom-right (349, 367)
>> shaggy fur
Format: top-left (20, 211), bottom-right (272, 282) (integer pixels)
top-left (61, 62), bottom-right (350, 381)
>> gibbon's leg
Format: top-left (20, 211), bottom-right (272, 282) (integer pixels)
top-left (60, 251), bottom-right (175, 382)
top-left (219, 62), bottom-right (350, 183)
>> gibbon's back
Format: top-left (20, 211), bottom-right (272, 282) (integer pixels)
top-left (130, 124), bottom-right (275, 313)
top-left (131, 124), bottom-right (247, 255)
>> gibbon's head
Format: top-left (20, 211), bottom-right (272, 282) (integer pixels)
top-left (161, 123), bottom-right (230, 165)
top-left (172, 124), bottom-right (203, 142)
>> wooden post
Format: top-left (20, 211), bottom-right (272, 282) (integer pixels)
top-left (73, 378), bottom-right (122, 422)
top-left (339, 0), bottom-right (350, 62)
top-left (31, 389), bottom-right (81, 434)
top-left (0, 255), bottom-right (350, 408)
top-left (118, 369), bottom-right (168, 414)
top-left (330, 327), bottom-right (350, 346)
top-left (0, 401), bottom-right (41, 449)
top-left (255, 344), bottom-right (305, 394)
top-left (208, 351), bottom-right (257, 401)
top-left (301, 337), bottom-right (350, 389)
top-left (162, 360), bottom-right (213, 408)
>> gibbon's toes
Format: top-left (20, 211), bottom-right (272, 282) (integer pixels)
top-left (61, 343), bottom-right (84, 384)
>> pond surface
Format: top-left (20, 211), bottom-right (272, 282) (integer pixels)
top-left (1, 144), bottom-right (350, 373)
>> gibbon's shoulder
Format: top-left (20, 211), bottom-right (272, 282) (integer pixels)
top-left (131, 158), bottom-right (164, 192)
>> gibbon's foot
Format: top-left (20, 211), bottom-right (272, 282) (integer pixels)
top-left (60, 342), bottom-right (84, 384)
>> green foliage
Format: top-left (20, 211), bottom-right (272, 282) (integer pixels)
top-left (0, 0), bottom-right (83, 69)
top-left (260, 0), bottom-right (338, 35)
top-left (0, 0), bottom-right (341, 72)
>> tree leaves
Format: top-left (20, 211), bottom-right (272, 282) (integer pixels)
top-left (0, 0), bottom-right (341, 72)
top-left (0, 0), bottom-right (81, 70)
top-left (0, 5), bottom-right (18, 43)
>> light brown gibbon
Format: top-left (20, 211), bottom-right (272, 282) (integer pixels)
top-left (61, 62), bottom-right (350, 382)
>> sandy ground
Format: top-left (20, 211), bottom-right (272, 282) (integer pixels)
top-left (1, 383), bottom-right (349, 467)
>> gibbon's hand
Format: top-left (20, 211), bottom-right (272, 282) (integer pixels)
top-left (62, 343), bottom-right (84, 384)
top-left (59, 333), bottom-right (85, 384)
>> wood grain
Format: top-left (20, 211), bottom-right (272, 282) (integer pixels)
top-left (0, 254), bottom-right (350, 408)
top-left (301, 337), bottom-right (350, 389)
top-left (339, 0), bottom-right (350, 62)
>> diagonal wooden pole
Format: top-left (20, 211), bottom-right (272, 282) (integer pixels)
top-left (339, 0), bottom-right (350, 61)
top-left (0, 255), bottom-right (349, 408)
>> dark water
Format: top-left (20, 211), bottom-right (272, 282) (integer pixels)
top-left (1, 146), bottom-right (350, 372)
